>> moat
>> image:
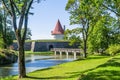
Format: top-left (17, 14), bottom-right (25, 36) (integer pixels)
top-left (0, 54), bottom-right (76, 77)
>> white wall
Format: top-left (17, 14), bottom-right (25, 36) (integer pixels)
top-left (52, 34), bottom-right (64, 40)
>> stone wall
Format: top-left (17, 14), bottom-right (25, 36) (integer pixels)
top-left (12, 41), bottom-right (79, 52)
top-left (12, 42), bottom-right (32, 51)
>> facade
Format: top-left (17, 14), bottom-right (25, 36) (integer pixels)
top-left (51, 19), bottom-right (64, 40)
top-left (12, 41), bottom-right (79, 52)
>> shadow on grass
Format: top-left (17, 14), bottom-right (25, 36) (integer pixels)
top-left (87, 56), bottom-right (109, 60)
top-left (97, 58), bottom-right (120, 68)
top-left (80, 70), bottom-right (120, 80)
top-left (75, 56), bottom-right (109, 61)
top-left (79, 57), bottom-right (120, 80)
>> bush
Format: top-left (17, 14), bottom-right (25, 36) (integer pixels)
top-left (0, 49), bottom-right (18, 65)
top-left (105, 44), bottom-right (120, 56)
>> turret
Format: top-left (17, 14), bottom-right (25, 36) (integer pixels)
top-left (51, 19), bottom-right (64, 40)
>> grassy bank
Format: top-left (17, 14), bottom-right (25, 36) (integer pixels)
top-left (25, 51), bottom-right (54, 55)
top-left (3, 54), bottom-right (120, 80)
top-left (0, 49), bottom-right (18, 65)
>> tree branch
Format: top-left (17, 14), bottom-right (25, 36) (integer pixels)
top-left (1, 0), bottom-right (12, 16)
top-left (12, 1), bottom-right (21, 14)
top-left (102, 4), bottom-right (120, 16)
top-left (9, 0), bottom-right (17, 31)
top-left (22, 0), bottom-right (33, 42)
top-left (18, 0), bottom-right (27, 31)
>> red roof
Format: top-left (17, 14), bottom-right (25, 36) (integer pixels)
top-left (51, 19), bottom-right (64, 35)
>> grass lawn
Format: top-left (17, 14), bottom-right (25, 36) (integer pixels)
top-left (80, 54), bottom-right (120, 80)
top-left (3, 54), bottom-right (120, 80)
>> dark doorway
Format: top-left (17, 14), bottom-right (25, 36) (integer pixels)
top-left (49, 45), bottom-right (53, 51)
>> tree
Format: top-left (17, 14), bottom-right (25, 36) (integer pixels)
top-left (0, 15), bottom-right (4, 48)
top-left (1, 0), bottom-right (41, 78)
top-left (66, 0), bottom-right (101, 58)
top-left (108, 18), bottom-right (120, 44)
top-left (94, 0), bottom-right (120, 45)
top-left (95, 0), bottom-right (120, 42)
top-left (66, 0), bottom-right (120, 56)
top-left (0, 8), bottom-right (13, 49)
top-left (88, 15), bottom-right (115, 53)
top-left (64, 28), bottom-right (82, 46)
top-left (102, 0), bottom-right (120, 17)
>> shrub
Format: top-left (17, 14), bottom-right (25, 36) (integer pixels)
top-left (105, 44), bottom-right (120, 56)
top-left (0, 49), bottom-right (18, 65)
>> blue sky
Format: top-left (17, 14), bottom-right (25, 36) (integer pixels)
top-left (28, 0), bottom-right (77, 40)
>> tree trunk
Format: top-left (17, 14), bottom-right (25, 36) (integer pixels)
top-left (18, 43), bottom-right (26, 78)
top-left (82, 25), bottom-right (87, 58)
top-left (83, 40), bottom-right (87, 58)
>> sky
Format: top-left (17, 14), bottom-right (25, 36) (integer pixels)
top-left (28, 0), bottom-right (76, 40)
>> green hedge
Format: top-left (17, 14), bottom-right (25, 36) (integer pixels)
top-left (105, 44), bottom-right (120, 56)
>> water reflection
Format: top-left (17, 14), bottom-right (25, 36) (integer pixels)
top-left (0, 54), bottom-right (74, 77)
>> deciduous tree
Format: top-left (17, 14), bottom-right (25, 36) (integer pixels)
top-left (1, 0), bottom-right (41, 78)
top-left (0, 8), bottom-right (13, 49)
top-left (88, 15), bottom-right (115, 53)
top-left (66, 0), bottom-right (101, 58)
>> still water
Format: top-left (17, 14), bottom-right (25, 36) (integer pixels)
top-left (0, 54), bottom-right (75, 77)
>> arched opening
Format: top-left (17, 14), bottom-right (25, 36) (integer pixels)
top-left (49, 45), bottom-right (53, 51)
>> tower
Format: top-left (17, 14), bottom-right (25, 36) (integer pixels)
top-left (51, 19), bottom-right (64, 40)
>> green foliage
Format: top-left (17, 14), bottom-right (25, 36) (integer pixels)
top-left (103, 0), bottom-right (120, 16)
top-left (5, 31), bottom-right (14, 46)
top-left (0, 49), bottom-right (17, 56)
top-left (66, 0), bottom-right (120, 55)
top-left (88, 15), bottom-right (114, 53)
top-left (0, 7), bottom-right (14, 48)
top-left (65, 0), bottom-right (114, 58)
top-left (65, 0), bottom-right (102, 58)
top-left (0, 49), bottom-right (18, 66)
top-left (0, 50), bottom-right (6, 58)
top-left (64, 28), bottom-right (82, 46)
top-left (0, 27), bottom-right (14, 48)
top-left (105, 44), bottom-right (120, 56)
top-left (0, 36), bottom-right (4, 48)
top-left (109, 19), bottom-right (120, 44)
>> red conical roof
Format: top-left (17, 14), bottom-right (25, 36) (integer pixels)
top-left (51, 19), bottom-right (64, 35)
